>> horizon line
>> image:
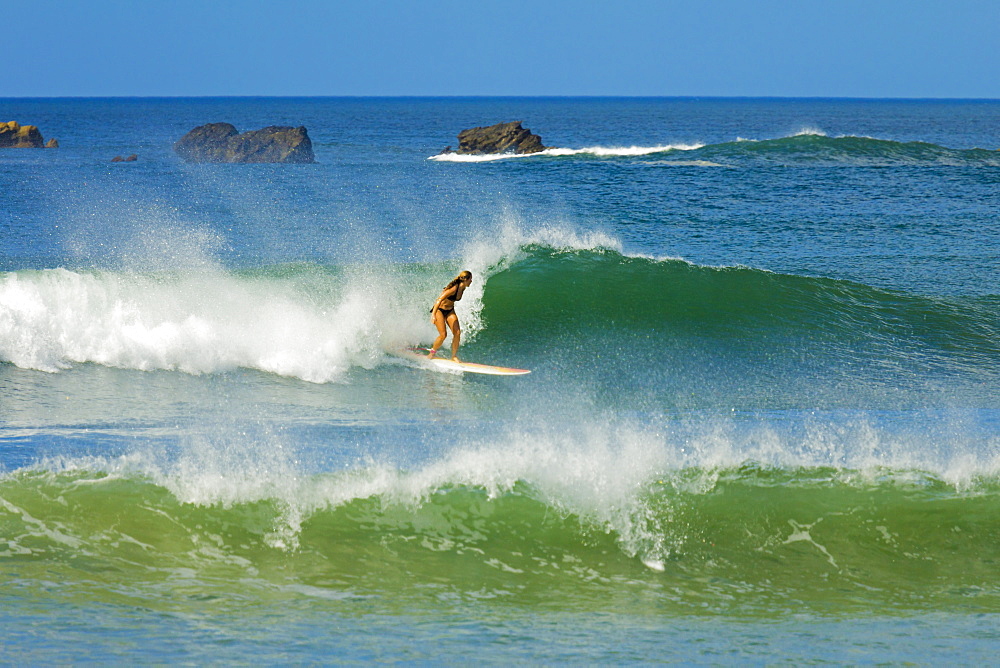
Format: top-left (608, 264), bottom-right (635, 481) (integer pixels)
top-left (3, 94), bottom-right (1000, 102)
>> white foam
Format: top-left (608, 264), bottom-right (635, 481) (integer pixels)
top-left (428, 143), bottom-right (703, 162)
top-left (0, 265), bottom-right (432, 383)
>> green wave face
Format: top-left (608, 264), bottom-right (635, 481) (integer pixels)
top-left (2, 467), bottom-right (998, 616)
top-left (477, 247), bottom-right (999, 408)
top-left (483, 247), bottom-right (998, 346)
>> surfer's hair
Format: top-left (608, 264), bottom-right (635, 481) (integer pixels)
top-left (446, 270), bottom-right (472, 289)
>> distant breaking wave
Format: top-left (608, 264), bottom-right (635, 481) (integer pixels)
top-left (429, 131), bottom-right (1000, 166)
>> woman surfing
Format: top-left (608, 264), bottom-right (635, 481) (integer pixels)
top-left (428, 270), bottom-right (472, 361)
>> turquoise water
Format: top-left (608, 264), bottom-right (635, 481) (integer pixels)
top-left (2, 97), bottom-right (999, 662)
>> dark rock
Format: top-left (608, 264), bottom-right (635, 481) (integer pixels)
top-left (174, 123), bottom-right (315, 163)
top-left (111, 155), bottom-right (124, 162)
top-left (111, 155), bottom-right (137, 163)
top-left (454, 121), bottom-right (548, 155)
top-left (173, 123), bottom-right (239, 162)
top-left (0, 121), bottom-right (46, 148)
top-left (45, 138), bottom-right (59, 148)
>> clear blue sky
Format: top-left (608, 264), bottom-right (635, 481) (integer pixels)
top-left (4, 0), bottom-right (999, 98)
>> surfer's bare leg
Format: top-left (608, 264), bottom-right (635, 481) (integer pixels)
top-left (430, 309), bottom-right (447, 358)
top-left (447, 313), bottom-right (461, 361)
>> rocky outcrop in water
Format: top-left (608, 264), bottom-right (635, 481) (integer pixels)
top-left (445, 121), bottom-right (549, 155)
top-left (1, 121), bottom-right (56, 148)
top-left (173, 123), bottom-right (315, 163)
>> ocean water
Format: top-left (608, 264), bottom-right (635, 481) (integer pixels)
top-left (1, 97), bottom-right (999, 662)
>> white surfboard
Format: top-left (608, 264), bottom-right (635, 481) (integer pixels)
top-left (401, 347), bottom-right (531, 376)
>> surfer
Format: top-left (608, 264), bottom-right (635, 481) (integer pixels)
top-left (429, 270), bottom-right (472, 361)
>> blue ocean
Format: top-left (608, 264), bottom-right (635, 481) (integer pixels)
top-left (2, 97), bottom-right (999, 662)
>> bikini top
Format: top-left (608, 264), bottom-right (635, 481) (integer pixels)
top-left (436, 282), bottom-right (463, 311)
